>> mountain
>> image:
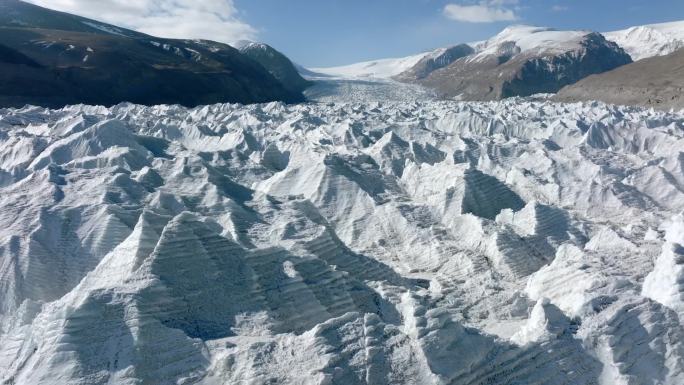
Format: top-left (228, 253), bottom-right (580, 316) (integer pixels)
top-left (310, 25), bottom-right (632, 101)
top-left (0, 0), bottom-right (304, 107)
top-left (605, 20), bottom-right (684, 61)
top-left (554, 47), bottom-right (684, 110)
top-left (2, 97), bottom-right (684, 384)
top-left (408, 26), bottom-right (632, 100)
top-left (307, 20), bottom-right (684, 103)
top-left (394, 44), bottom-right (474, 81)
top-left (0, 0), bottom-right (147, 38)
top-left (235, 41), bottom-right (312, 94)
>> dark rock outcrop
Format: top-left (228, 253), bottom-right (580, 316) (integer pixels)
top-left (237, 41), bottom-right (312, 94)
top-left (395, 44), bottom-right (474, 81)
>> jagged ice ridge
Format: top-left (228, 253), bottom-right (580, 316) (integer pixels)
top-left (0, 99), bottom-right (684, 384)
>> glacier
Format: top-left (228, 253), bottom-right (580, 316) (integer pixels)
top-left (1, 98), bottom-right (684, 384)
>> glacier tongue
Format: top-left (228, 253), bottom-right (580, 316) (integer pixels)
top-left (1, 99), bottom-right (684, 384)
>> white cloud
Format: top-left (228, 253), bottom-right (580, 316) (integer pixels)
top-left (444, 1), bottom-right (518, 23)
top-left (24, 0), bottom-right (257, 43)
top-left (551, 5), bottom-right (569, 12)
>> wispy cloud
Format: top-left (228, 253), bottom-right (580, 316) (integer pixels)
top-left (551, 5), bottom-right (569, 12)
top-left (443, 1), bottom-right (518, 23)
top-left (24, 0), bottom-right (257, 43)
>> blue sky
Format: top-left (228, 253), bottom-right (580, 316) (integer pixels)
top-left (26, 0), bottom-right (684, 67)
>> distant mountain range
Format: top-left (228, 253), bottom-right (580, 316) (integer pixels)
top-left (406, 26), bottom-right (631, 101)
top-left (1, 0), bottom-right (683, 110)
top-left (0, 0), bottom-right (309, 108)
top-left (310, 20), bottom-right (684, 108)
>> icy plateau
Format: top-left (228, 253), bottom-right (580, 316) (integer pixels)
top-left (1, 98), bottom-right (684, 385)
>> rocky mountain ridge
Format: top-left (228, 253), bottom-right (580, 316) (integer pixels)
top-left (235, 41), bottom-right (312, 94)
top-left (554, 47), bottom-right (684, 110)
top-left (0, 0), bottom-right (306, 108)
top-left (409, 26), bottom-right (632, 100)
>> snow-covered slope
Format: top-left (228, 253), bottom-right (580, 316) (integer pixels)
top-left (605, 20), bottom-right (684, 61)
top-left (1, 98), bottom-right (684, 384)
top-left (310, 52), bottom-right (431, 79)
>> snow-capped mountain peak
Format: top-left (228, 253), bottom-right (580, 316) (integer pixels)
top-left (232, 39), bottom-right (268, 51)
top-left (473, 25), bottom-right (590, 58)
